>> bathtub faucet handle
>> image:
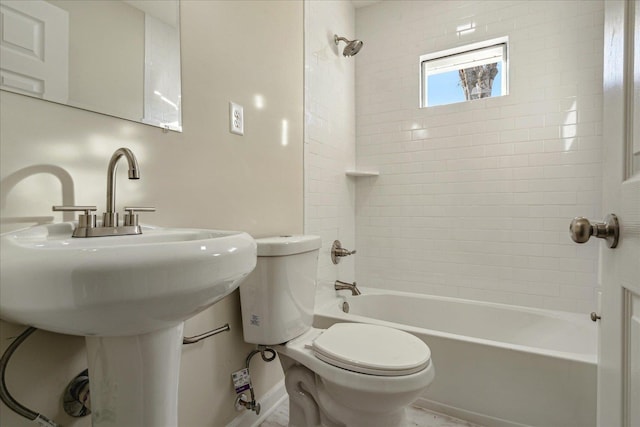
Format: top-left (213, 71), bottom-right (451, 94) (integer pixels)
top-left (331, 240), bottom-right (356, 264)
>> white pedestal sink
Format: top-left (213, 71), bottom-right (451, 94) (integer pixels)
top-left (0, 222), bottom-right (256, 427)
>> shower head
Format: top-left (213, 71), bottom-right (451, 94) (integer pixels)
top-left (334, 34), bottom-right (363, 57)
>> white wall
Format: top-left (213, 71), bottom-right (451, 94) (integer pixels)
top-left (0, 1), bottom-right (301, 425)
top-left (304, 0), bottom-right (357, 284)
top-left (354, 0), bottom-right (604, 312)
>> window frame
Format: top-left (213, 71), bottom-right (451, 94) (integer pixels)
top-left (420, 37), bottom-right (509, 108)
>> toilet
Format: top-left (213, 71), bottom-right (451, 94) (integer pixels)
top-left (239, 235), bottom-right (434, 427)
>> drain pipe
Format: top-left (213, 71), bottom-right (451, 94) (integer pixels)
top-left (0, 327), bottom-right (59, 427)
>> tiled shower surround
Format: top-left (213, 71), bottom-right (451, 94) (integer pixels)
top-left (305, 0), bottom-right (357, 283)
top-left (306, 0), bottom-right (605, 313)
top-left (354, 0), bottom-right (604, 312)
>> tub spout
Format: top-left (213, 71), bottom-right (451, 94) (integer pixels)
top-left (334, 280), bottom-right (361, 296)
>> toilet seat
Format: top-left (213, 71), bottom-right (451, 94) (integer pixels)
top-left (311, 323), bottom-right (430, 376)
top-left (278, 326), bottom-right (435, 395)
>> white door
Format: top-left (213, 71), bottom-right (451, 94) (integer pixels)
top-left (0, 0), bottom-right (68, 103)
top-left (595, 1), bottom-right (640, 426)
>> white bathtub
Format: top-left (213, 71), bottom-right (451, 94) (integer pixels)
top-left (313, 288), bottom-right (597, 427)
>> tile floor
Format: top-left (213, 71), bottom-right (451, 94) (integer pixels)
top-left (259, 398), bottom-right (483, 427)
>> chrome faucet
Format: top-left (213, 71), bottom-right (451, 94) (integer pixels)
top-left (103, 148), bottom-right (139, 227)
top-left (334, 280), bottom-right (361, 296)
top-left (52, 147), bottom-right (155, 237)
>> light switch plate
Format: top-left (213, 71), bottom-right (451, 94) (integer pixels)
top-left (229, 102), bottom-right (244, 135)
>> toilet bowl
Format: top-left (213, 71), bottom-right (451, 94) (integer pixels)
top-left (239, 236), bottom-right (434, 427)
top-left (279, 325), bottom-right (434, 427)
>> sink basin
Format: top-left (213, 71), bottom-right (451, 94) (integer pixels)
top-left (0, 222), bottom-right (257, 336)
top-left (1, 222), bottom-right (256, 427)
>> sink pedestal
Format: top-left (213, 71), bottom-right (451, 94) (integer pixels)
top-left (85, 324), bottom-right (184, 427)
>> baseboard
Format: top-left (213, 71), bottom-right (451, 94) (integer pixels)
top-left (226, 380), bottom-right (287, 427)
top-left (413, 397), bottom-right (532, 427)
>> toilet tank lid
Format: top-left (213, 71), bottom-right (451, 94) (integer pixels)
top-left (255, 235), bottom-right (321, 256)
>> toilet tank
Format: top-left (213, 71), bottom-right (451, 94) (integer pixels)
top-left (239, 235), bottom-right (321, 345)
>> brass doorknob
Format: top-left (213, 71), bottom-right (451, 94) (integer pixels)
top-left (569, 214), bottom-right (619, 248)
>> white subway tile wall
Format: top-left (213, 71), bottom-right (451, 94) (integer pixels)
top-left (305, 0), bottom-right (357, 283)
top-left (354, 0), bottom-right (604, 313)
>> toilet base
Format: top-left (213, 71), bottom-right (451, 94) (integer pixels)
top-left (281, 357), bottom-right (411, 427)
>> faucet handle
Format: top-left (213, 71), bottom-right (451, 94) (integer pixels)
top-left (123, 207), bottom-right (156, 226)
top-left (52, 206), bottom-right (97, 228)
top-left (330, 240), bottom-right (356, 264)
top-left (53, 205), bottom-right (97, 213)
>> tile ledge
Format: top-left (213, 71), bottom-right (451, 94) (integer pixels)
top-left (345, 170), bottom-right (380, 177)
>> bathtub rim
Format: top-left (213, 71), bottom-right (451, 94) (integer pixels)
top-left (315, 286), bottom-right (597, 365)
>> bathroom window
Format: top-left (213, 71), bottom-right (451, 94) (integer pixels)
top-left (420, 38), bottom-right (508, 107)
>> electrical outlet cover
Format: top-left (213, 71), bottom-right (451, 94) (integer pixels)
top-left (229, 102), bottom-right (244, 135)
